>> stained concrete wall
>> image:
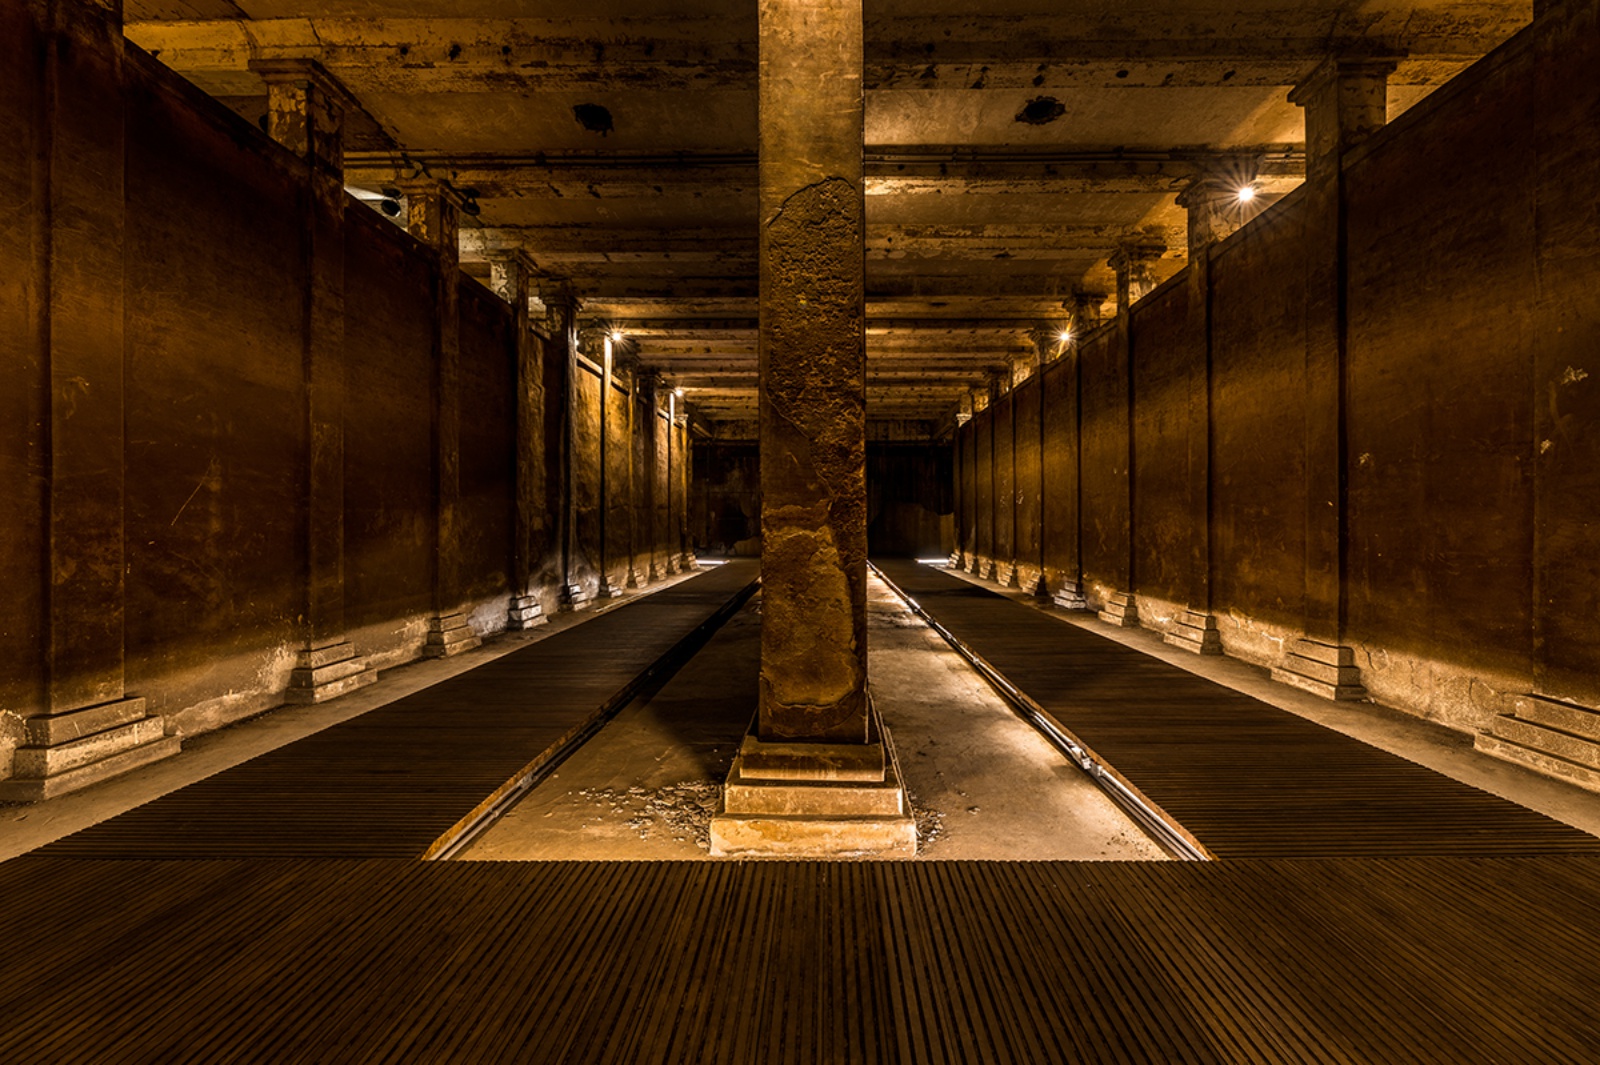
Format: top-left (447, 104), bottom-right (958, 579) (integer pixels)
top-left (955, 0), bottom-right (1600, 734)
top-left (0, 1), bottom-right (648, 775)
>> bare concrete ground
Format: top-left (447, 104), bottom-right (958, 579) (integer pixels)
top-left (460, 574), bottom-right (1168, 861)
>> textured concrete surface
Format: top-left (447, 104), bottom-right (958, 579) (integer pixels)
top-left (462, 576), bottom-right (1167, 861)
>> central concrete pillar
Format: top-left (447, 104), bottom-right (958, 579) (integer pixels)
top-left (1051, 292), bottom-right (1104, 612)
top-left (711, 0), bottom-right (913, 857)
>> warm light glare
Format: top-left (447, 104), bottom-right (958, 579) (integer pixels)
top-left (1057, 330), bottom-right (1072, 344)
top-left (674, 387), bottom-right (685, 398)
top-left (1237, 186), bottom-right (1257, 204)
top-left (610, 330), bottom-right (624, 343)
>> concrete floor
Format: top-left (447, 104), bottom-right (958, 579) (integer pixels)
top-left (461, 575), bottom-right (1168, 861)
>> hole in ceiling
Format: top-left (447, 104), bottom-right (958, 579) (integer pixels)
top-left (1015, 96), bottom-right (1066, 125)
top-left (573, 103), bottom-right (615, 136)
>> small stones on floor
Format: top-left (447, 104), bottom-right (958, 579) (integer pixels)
top-left (575, 782), bottom-right (723, 851)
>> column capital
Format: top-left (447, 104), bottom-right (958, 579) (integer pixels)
top-left (1110, 243), bottom-right (1166, 311)
top-left (249, 57), bottom-right (357, 180)
top-left (1287, 55), bottom-right (1403, 109)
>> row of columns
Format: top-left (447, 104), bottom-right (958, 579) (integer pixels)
top-left (949, 55), bottom-right (1397, 702)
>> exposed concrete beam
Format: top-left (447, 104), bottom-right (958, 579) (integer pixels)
top-left (126, 17), bottom-right (1515, 95)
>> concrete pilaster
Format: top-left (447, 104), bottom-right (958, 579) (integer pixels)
top-left (1271, 57), bottom-right (1396, 698)
top-left (595, 335), bottom-right (624, 599)
top-left (490, 255), bottom-right (547, 630)
top-left (403, 181), bottom-right (481, 656)
top-left (2, 0), bottom-right (179, 801)
top-left (543, 288), bottom-right (591, 608)
top-left (621, 359), bottom-right (646, 589)
top-left (638, 373), bottom-right (666, 581)
top-left (713, 0), bottom-right (911, 857)
top-left (1052, 293), bottom-right (1101, 610)
top-left (253, 59), bottom-right (381, 699)
top-left (1111, 243), bottom-right (1165, 312)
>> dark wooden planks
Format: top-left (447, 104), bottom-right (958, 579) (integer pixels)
top-left (38, 562), bottom-right (758, 860)
top-left (1, 857), bottom-right (1599, 1064)
top-left (874, 560), bottom-right (1600, 859)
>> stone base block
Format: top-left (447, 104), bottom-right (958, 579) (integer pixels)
top-left (963, 555), bottom-right (978, 574)
top-left (1164, 611), bottom-right (1223, 655)
top-left (507, 594), bottom-right (547, 630)
top-left (1270, 639), bottom-right (1364, 700)
top-left (559, 584), bottom-right (595, 612)
top-left (976, 558), bottom-right (995, 579)
top-left (0, 697), bottom-right (180, 803)
top-left (994, 561), bottom-right (1018, 587)
top-left (947, 550), bottom-right (963, 569)
top-left (1098, 592), bottom-right (1139, 628)
top-left (1052, 580), bottom-right (1089, 611)
top-left (626, 568), bottom-right (646, 590)
top-left (424, 613), bottom-right (482, 658)
top-left (679, 553), bottom-right (699, 571)
top-left (1015, 565), bottom-right (1044, 596)
top-left (710, 706), bottom-right (916, 858)
top-left (649, 560), bottom-right (665, 581)
top-left (596, 579), bottom-right (625, 600)
top-left (1475, 694), bottom-right (1600, 791)
top-left (285, 641), bottom-right (378, 704)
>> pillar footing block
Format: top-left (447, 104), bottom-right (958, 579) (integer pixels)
top-left (0, 697), bottom-right (181, 803)
top-left (679, 552), bottom-right (699, 571)
top-left (975, 558), bottom-right (995, 580)
top-left (625, 568), bottom-right (647, 590)
top-left (1098, 592), bottom-right (1139, 628)
top-left (710, 705), bottom-right (916, 858)
top-left (596, 578), bottom-right (625, 600)
top-left (995, 561), bottom-right (1018, 587)
top-left (507, 595), bottom-right (547, 630)
top-left (1270, 638), bottom-right (1365, 700)
top-left (947, 550), bottom-right (964, 569)
top-left (559, 584), bottom-right (595, 612)
top-left (1052, 580), bottom-right (1089, 611)
top-left (285, 641), bottom-right (379, 703)
top-left (424, 613), bottom-right (482, 657)
top-left (1015, 565), bottom-right (1044, 596)
top-left (1164, 611), bottom-right (1223, 655)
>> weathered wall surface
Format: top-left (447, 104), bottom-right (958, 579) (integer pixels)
top-left (121, 54), bottom-right (308, 729)
top-left (951, 2), bottom-right (1600, 736)
top-left (0, 1), bottom-right (614, 779)
top-left (344, 210), bottom-right (436, 649)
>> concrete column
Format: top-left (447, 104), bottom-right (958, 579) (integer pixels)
top-left (402, 180), bottom-right (480, 656)
top-left (675, 406), bottom-right (696, 570)
top-left (994, 357), bottom-right (1026, 588)
top-left (621, 357), bottom-right (646, 589)
top-left (1018, 330), bottom-right (1059, 597)
top-left (1052, 292), bottom-right (1103, 611)
top-left (542, 287), bottom-right (590, 606)
top-left (963, 386), bottom-right (984, 574)
top-left (1163, 176), bottom-right (1236, 656)
top-left (2, 0), bottom-right (180, 801)
top-left (948, 394), bottom-right (972, 568)
top-left (490, 255), bottom-right (547, 630)
top-left (1271, 57), bottom-right (1396, 699)
top-left (251, 59), bottom-right (381, 700)
top-left (712, 0), bottom-right (913, 858)
top-left (978, 372), bottom-right (1002, 579)
top-left (595, 334), bottom-right (624, 599)
top-left (1097, 284), bottom-right (1142, 629)
top-left (1111, 243), bottom-right (1165, 312)
top-left (1176, 156), bottom-right (1260, 260)
top-left (638, 373), bottom-right (665, 580)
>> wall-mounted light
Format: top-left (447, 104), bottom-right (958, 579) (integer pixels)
top-left (1057, 329), bottom-right (1072, 345)
top-left (1236, 185), bottom-right (1257, 204)
top-left (610, 329), bottom-right (624, 344)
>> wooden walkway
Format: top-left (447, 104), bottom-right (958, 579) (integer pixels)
top-left (39, 562), bottom-right (758, 860)
top-left (873, 560), bottom-right (1600, 860)
top-left (1, 856), bottom-right (1598, 1064)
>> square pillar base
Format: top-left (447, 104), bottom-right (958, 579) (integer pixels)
top-left (559, 584), bottom-right (595, 612)
top-left (975, 557), bottom-right (995, 580)
top-left (710, 705), bottom-right (916, 859)
top-left (596, 578), bottom-right (625, 600)
top-left (508, 595), bottom-right (547, 630)
top-left (1052, 579), bottom-right (1089, 611)
top-left (285, 641), bottom-right (379, 703)
top-left (424, 613), bottom-right (482, 658)
top-left (1164, 611), bottom-right (1223, 655)
top-left (626, 568), bottom-right (647, 590)
top-left (994, 560), bottom-right (1018, 587)
top-left (0, 697), bottom-right (181, 803)
top-left (1270, 638), bottom-right (1366, 700)
top-left (1476, 694), bottom-right (1600, 792)
top-left (947, 549), bottom-right (964, 569)
top-left (1098, 592), bottom-right (1139, 628)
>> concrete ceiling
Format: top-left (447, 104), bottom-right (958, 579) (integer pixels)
top-left (125, 0), bottom-right (1533, 427)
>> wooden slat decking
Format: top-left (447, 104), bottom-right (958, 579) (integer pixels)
top-left (1, 856), bottom-right (1598, 1064)
top-left (38, 562), bottom-right (758, 860)
top-left (873, 560), bottom-right (1600, 860)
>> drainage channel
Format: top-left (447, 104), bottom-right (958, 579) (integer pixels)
top-left (870, 562), bottom-right (1211, 862)
top-left (426, 576), bottom-right (761, 860)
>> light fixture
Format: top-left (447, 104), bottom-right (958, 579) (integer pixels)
top-left (1236, 185), bottom-right (1257, 204)
top-left (1057, 329), bottom-right (1072, 344)
top-left (610, 329), bottom-right (624, 344)
top-left (674, 386), bottom-right (685, 399)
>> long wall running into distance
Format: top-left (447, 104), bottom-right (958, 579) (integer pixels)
top-left (954, 2), bottom-right (1600, 736)
top-left (0, 0), bottom-right (690, 787)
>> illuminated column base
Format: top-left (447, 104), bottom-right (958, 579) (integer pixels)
top-left (710, 700), bottom-right (916, 859)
